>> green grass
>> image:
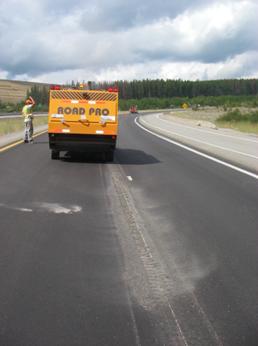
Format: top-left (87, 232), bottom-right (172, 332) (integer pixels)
top-left (165, 107), bottom-right (258, 134)
top-left (215, 121), bottom-right (258, 134)
top-left (0, 116), bottom-right (48, 136)
top-left (0, 102), bottom-right (49, 113)
top-left (215, 109), bottom-right (258, 134)
top-left (217, 109), bottom-right (258, 123)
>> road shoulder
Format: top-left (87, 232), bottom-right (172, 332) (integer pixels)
top-left (0, 124), bottom-right (48, 150)
top-left (138, 113), bottom-right (258, 175)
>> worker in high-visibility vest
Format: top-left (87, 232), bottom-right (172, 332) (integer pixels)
top-left (22, 96), bottom-right (36, 143)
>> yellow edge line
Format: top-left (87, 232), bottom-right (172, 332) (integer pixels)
top-left (0, 129), bottom-right (48, 153)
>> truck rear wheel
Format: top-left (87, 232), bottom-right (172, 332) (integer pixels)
top-left (51, 150), bottom-right (60, 160)
top-left (106, 150), bottom-right (114, 162)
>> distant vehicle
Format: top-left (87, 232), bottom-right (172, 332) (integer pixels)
top-left (48, 85), bottom-right (119, 161)
top-left (130, 105), bottom-right (138, 114)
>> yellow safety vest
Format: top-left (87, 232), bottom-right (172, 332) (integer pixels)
top-left (22, 105), bottom-right (33, 122)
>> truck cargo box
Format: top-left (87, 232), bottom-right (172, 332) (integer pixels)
top-left (48, 87), bottom-right (119, 161)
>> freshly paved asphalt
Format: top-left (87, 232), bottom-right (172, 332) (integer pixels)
top-left (0, 114), bottom-right (257, 345)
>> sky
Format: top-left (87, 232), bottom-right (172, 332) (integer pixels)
top-left (0, 0), bottom-right (257, 83)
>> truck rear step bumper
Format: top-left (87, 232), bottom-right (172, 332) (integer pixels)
top-left (49, 133), bottom-right (116, 152)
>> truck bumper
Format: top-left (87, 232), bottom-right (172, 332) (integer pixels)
top-left (49, 133), bottom-right (116, 152)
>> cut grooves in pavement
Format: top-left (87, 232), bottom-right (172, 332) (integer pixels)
top-left (108, 163), bottom-right (223, 346)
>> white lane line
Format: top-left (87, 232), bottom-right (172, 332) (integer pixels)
top-left (167, 303), bottom-right (189, 346)
top-left (156, 114), bottom-right (258, 144)
top-left (141, 117), bottom-right (258, 159)
top-left (127, 176), bottom-right (133, 181)
top-left (135, 117), bottom-right (258, 180)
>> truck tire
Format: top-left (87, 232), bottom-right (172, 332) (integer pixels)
top-left (51, 150), bottom-right (60, 160)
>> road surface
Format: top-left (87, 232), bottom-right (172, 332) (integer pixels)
top-left (0, 114), bottom-right (257, 345)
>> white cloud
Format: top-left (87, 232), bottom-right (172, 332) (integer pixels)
top-left (0, 0), bottom-right (257, 82)
top-left (13, 51), bottom-right (255, 84)
top-left (0, 70), bottom-right (9, 79)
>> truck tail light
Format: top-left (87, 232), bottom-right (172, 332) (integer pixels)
top-left (50, 85), bottom-right (61, 90)
top-left (107, 87), bottom-right (118, 93)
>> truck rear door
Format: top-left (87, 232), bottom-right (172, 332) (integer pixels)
top-left (49, 90), bottom-right (118, 124)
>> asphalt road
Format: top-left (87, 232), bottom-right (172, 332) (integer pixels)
top-left (0, 114), bottom-right (257, 345)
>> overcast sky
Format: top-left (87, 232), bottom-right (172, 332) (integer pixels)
top-left (0, 0), bottom-right (257, 83)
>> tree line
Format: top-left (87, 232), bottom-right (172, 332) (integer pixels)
top-left (26, 85), bottom-right (49, 107)
top-left (97, 79), bottom-right (258, 99)
top-left (1, 79), bottom-right (257, 113)
top-left (26, 79), bottom-right (258, 103)
top-left (23, 78), bottom-right (258, 111)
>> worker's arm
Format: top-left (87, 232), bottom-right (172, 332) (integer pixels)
top-left (29, 96), bottom-right (36, 106)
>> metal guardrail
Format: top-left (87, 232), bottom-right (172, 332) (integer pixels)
top-left (0, 112), bottom-right (48, 119)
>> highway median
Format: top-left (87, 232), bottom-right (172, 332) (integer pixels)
top-left (0, 115), bottom-right (48, 150)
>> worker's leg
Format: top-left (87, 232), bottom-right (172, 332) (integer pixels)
top-left (29, 120), bottom-right (34, 142)
top-left (24, 121), bottom-right (29, 143)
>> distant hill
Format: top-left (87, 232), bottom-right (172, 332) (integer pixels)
top-left (0, 79), bottom-right (50, 104)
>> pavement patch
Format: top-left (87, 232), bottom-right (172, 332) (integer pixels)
top-left (0, 202), bottom-right (82, 215)
top-left (35, 203), bottom-right (82, 214)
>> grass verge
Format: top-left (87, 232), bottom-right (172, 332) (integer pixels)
top-left (168, 107), bottom-right (258, 135)
top-left (215, 121), bottom-right (258, 134)
top-left (216, 109), bottom-right (258, 134)
top-left (0, 116), bottom-right (48, 136)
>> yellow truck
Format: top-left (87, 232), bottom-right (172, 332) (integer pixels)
top-left (48, 86), bottom-right (119, 161)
